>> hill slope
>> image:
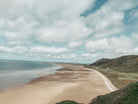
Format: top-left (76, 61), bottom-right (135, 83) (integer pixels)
top-left (90, 55), bottom-right (138, 73)
top-left (90, 81), bottom-right (138, 104)
top-left (56, 100), bottom-right (82, 104)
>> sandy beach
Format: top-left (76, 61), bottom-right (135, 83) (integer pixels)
top-left (0, 63), bottom-right (116, 104)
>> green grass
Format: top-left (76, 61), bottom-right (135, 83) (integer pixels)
top-left (87, 55), bottom-right (138, 88)
top-left (87, 66), bottom-right (138, 88)
top-left (115, 82), bottom-right (138, 104)
top-left (56, 100), bottom-right (83, 104)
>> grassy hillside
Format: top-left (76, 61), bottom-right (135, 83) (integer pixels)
top-left (90, 55), bottom-right (138, 73)
top-left (56, 100), bottom-right (83, 104)
top-left (88, 55), bottom-right (138, 88)
top-left (90, 82), bottom-right (138, 104)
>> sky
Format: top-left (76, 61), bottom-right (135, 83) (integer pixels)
top-left (0, 0), bottom-right (138, 63)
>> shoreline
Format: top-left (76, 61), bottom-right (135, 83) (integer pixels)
top-left (0, 63), bottom-right (116, 104)
top-left (0, 63), bottom-right (62, 93)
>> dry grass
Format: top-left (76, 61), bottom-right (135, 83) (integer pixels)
top-left (87, 66), bottom-right (138, 89)
top-left (100, 71), bottom-right (135, 88)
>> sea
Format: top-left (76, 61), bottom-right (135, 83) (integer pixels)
top-left (0, 60), bottom-right (62, 92)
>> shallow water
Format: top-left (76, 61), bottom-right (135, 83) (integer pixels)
top-left (0, 60), bottom-right (62, 92)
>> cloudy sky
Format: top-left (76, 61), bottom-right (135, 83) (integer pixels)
top-left (0, 0), bottom-right (138, 63)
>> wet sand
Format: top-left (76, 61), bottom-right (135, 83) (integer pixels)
top-left (0, 63), bottom-right (116, 104)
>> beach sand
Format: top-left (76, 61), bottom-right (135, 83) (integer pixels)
top-left (0, 63), bottom-right (116, 104)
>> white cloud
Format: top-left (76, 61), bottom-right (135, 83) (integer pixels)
top-left (128, 9), bottom-right (138, 20)
top-left (86, 35), bottom-right (136, 54)
top-left (36, 19), bottom-right (93, 44)
top-left (0, 17), bottom-right (36, 45)
top-left (0, 46), bottom-right (28, 54)
top-left (86, 39), bottom-right (108, 52)
top-left (30, 46), bottom-right (70, 54)
top-left (109, 36), bottom-right (135, 54)
top-left (0, 0), bottom-right (137, 63)
top-left (130, 47), bottom-right (138, 54)
top-left (132, 33), bottom-right (138, 40)
top-left (33, 0), bottom-right (95, 24)
top-left (85, 0), bottom-right (138, 39)
top-left (0, 0), bottom-right (94, 45)
top-left (69, 41), bottom-right (82, 48)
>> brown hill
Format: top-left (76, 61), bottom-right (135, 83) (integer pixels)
top-left (90, 55), bottom-right (138, 73)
